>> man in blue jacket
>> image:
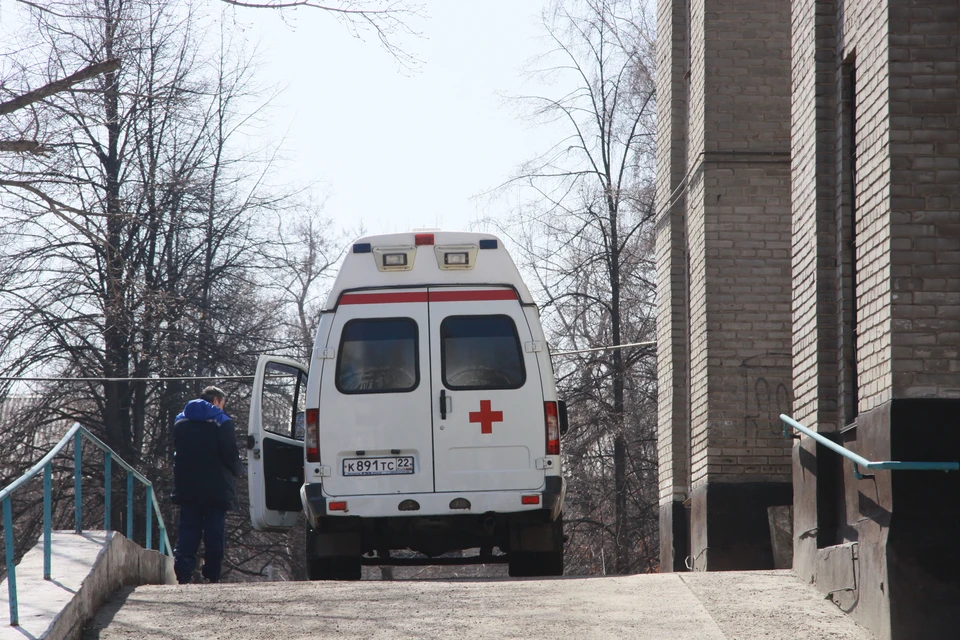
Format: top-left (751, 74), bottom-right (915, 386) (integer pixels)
top-left (172, 386), bottom-right (241, 584)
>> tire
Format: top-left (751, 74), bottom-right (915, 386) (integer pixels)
top-left (307, 557), bottom-right (332, 581)
top-left (306, 525), bottom-right (362, 581)
top-left (508, 515), bottom-right (565, 578)
top-left (331, 556), bottom-right (362, 580)
top-left (538, 549), bottom-right (564, 576)
top-left (307, 556), bottom-right (362, 580)
top-left (508, 550), bottom-right (564, 577)
top-left (508, 552), bottom-right (536, 578)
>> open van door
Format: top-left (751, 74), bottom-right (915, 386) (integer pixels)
top-left (248, 355), bottom-right (308, 531)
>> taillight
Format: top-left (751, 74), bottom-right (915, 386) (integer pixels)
top-left (305, 408), bottom-right (320, 462)
top-left (545, 402), bottom-right (560, 455)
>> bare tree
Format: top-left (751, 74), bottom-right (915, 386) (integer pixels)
top-left (0, 58), bottom-right (119, 154)
top-left (0, 0), bottom-right (330, 580)
top-left (261, 201), bottom-right (348, 360)
top-left (488, 0), bottom-right (658, 575)
top-left (218, 0), bottom-right (424, 70)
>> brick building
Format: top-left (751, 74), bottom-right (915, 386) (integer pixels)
top-left (655, 1), bottom-right (959, 637)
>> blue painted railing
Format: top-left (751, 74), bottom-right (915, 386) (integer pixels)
top-left (0, 422), bottom-right (171, 626)
top-left (780, 414), bottom-right (960, 478)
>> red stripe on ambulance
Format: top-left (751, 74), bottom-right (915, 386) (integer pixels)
top-left (429, 290), bottom-right (518, 302)
top-left (339, 290), bottom-right (517, 305)
top-left (339, 292), bottom-right (429, 305)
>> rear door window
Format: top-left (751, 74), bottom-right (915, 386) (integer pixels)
top-left (336, 318), bottom-right (419, 394)
top-left (261, 361), bottom-right (307, 440)
top-left (441, 315), bottom-right (526, 390)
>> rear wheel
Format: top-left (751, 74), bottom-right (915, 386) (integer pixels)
top-left (308, 556), bottom-right (362, 581)
top-left (538, 549), bottom-right (564, 576)
top-left (508, 515), bottom-right (564, 577)
top-left (508, 550), bottom-right (564, 577)
top-left (306, 525), bottom-right (362, 581)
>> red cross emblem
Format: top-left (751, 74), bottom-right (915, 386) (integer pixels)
top-left (469, 400), bottom-right (503, 434)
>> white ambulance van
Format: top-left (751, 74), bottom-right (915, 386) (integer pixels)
top-left (246, 231), bottom-right (566, 579)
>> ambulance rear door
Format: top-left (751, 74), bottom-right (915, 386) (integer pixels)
top-left (428, 286), bottom-right (546, 492)
top-left (248, 355), bottom-right (308, 531)
top-left (319, 289), bottom-right (435, 496)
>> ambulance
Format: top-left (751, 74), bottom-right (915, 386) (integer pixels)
top-left (246, 231), bottom-right (567, 579)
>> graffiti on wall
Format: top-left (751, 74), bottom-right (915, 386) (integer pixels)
top-left (740, 353), bottom-right (792, 435)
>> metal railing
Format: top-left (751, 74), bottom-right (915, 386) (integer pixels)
top-left (0, 422), bottom-right (171, 626)
top-left (780, 414), bottom-right (960, 478)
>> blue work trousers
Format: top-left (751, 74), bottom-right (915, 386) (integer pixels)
top-left (174, 504), bottom-right (226, 584)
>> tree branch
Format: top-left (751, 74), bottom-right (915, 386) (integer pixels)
top-left (0, 58), bottom-right (120, 116)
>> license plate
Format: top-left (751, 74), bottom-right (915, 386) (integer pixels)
top-left (342, 456), bottom-right (415, 476)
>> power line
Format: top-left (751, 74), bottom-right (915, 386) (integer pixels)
top-left (1, 340), bottom-right (658, 382)
top-left (0, 375), bottom-right (255, 382)
top-left (550, 341), bottom-right (656, 356)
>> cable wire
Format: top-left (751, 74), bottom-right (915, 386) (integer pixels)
top-left (0, 374), bottom-right (255, 382)
top-left (550, 341), bottom-right (656, 356)
top-left (1, 341), bottom-right (659, 382)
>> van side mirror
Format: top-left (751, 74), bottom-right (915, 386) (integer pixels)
top-left (558, 401), bottom-right (569, 436)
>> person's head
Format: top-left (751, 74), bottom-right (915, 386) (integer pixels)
top-left (201, 386), bottom-right (226, 409)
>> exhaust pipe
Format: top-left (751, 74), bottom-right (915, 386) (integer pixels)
top-left (483, 515), bottom-right (496, 534)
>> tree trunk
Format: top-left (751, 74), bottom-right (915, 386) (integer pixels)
top-left (610, 205), bottom-right (629, 574)
top-left (101, 5), bottom-right (132, 457)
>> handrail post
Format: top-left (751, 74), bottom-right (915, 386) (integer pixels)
top-left (159, 524), bottom-right (167, 555)
top-left (43, 463), bottom-right (51, 580)
top-left (104, 453), bottom-right (112, 531)
top-left (74, 432), bottom-right (82, 533)
top-left (145, 486), bottom-right (153, 551)
top-left (3, 497), bottom-right (19, 626)
top-left (126, 472), bottom-right (134, 539)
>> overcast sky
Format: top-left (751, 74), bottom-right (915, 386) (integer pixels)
top-left (0, 0), bottom-right (565, 241)
top-left (236, 1), bottom-right (561, 238)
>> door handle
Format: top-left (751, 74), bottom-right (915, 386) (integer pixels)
top-left (440, 389), bottom-right (447, 420)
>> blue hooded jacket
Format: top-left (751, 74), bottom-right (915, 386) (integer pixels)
top-left (172, 399), bottom-right (241, 510)
top-left (176, 399), bottom-right (232, 426)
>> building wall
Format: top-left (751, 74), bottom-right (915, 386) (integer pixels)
top-left (789, 1), bottom-right (960, 638)
top-left (887, 2), bottom-right (960, 399)
top-left (843, 0), bottom-right (895, 414)
top-left (654, 0), bottom-right (691, 572)
top-left (656, 0), bottom-right (794, 573)
top-left (657, 0), bottom-right (958, 635)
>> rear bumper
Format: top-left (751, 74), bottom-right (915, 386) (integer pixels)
top-left (301, 476), bottom-right (565, 527)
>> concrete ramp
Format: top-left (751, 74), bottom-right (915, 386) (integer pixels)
top-left (0, 531), bottom-right (174, 640)
top-left (85, 570), bottom-right (873, 639)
